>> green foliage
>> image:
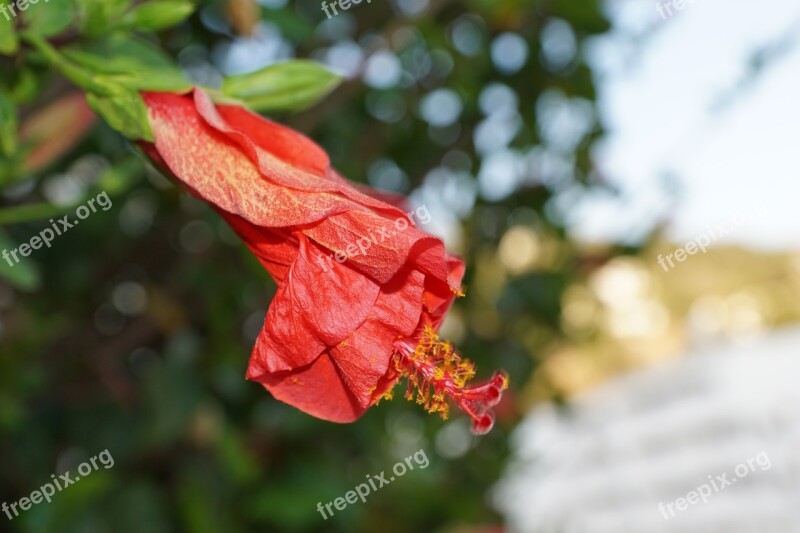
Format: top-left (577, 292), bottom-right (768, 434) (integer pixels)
top-left (121, 0), bottom-right (196, 32)
top-left (222, 60), bottom-right (343, 112)
top-left (62, 35), bottom-right (192, 93)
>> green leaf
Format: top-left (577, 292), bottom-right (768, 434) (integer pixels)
top-left (76, 0), bottom-right (132, 37)
top-left (62, 36), bottom-right (191, 92)
top-left (22, 0), bottom-right (76, 37)
top-left (86, 89), bottom-right (154, 141)
top-left (122, 0), bottom-right (195, 32)
top-left (0, 90), bottom-right (17, 157)
top-left (0, 232), bottom-right (41, 291)
top-left (222, 60), bottom-right (342, 112)
top-left (0, 8), bottom-right (18, 55)
top-left (62, 35), bottom-right (177, 74)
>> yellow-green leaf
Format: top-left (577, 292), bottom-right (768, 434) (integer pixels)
top-left (222, 60), bottom-right (342, 112)
top-left (122, 0), bottom-right (195, 32)
top-left (0, 9), bottom-right (18, 55)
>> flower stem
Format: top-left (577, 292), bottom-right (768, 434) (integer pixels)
top-left (20, 32), bottom-right (112, 95)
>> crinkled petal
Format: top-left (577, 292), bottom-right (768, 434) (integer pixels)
top-left (143, 91), bottom-right (362, 228)
top-left (216, 209), bottom-right (297, 283)
top-left (304, 210), bottom-right (453, 285)
top-left (259, 352), bottom-right (366, 423)
top-left (246, 235), bottom-right (379, 377)
top-left (195, 90), bottom-right (404, 219)
top-left (329, 269), bottom-right (426, 407)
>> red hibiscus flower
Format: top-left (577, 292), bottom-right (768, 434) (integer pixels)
top-left (139, 89), bottom-right (508, 434)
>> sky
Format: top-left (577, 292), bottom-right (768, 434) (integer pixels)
top-left (572, 0), bottom-right (800, 251)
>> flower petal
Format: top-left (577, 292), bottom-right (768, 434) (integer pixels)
top-left (214, 99), bottom-right (331, 176)
top-left (304, 209), bottom-right (453, 285)
top-left (329, 269), bottom-right (426, 407)
top-left (246, 235), bottom-right (379, 378)
top-left (259, 352), bottom-right (366, 423)
top-left (143, 91), bottom-right (362, 228)
top-left (193, 90), bottom-right (403, 220)
top-left (217, 209), bottom-right (297, 282)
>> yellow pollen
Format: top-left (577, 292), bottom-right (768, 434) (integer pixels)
top-left (387, 326), bottom-right (479, 419)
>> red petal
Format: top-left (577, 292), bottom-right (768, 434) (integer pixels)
top-left (143, 91), bottom-right (361, 228)
top-left (289, 236), bottom-right (379, 346)
top-left (246, 235), bottom-right (379, 378)
top-left (373, 268), bottom-right (427, 335)
top-left (216, 210), bottom-right (297, 282)
top-left (329, 269), bottom-right (426, 407)
top-left (194, 90), bottom-right (404, 220)
top-left (214, 100), bottom-right (331, 176)
top-left (259, 352), bottom-right (366, 423)
top-left (329, 320), bottom-right (400, 408)
top-left (303, 209), bottom-right (453, 285)
top-left (421, 255), bottom-right (466, 327)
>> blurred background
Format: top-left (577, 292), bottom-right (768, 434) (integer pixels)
top-left (1, 0), bottom-right (799, 531)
